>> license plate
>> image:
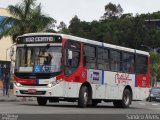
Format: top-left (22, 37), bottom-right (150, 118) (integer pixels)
top-left (28, 89), bottom-right (36, 93)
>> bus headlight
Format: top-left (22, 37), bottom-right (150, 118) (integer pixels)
top-left (47, 80), bottom-right (63, 88)
top-left (47, 82), bottom-right (56, 88)
top-left (47, 83), bottom-right (54, 88)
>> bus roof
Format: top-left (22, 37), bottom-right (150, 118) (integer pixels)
top-left (18, 32), bottom-right (149, 56)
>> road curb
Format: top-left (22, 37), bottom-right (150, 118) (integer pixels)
top-left (0, 97), bottom-right (36, 102)
top-left (0, 99), bottom-right (20, 102)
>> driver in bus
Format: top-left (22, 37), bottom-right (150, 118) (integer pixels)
top-left (44, 53), bottom-right (52, 65)
top-left (46, 48), bottom-right (61, 72)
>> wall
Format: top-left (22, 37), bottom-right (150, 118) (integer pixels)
top-left (0, 8), bottom-right (13, 61)
top-left (0, 8), bottom-right (13, 88)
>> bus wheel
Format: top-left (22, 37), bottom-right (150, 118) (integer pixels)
top-left (122, 89), bottom-right (131, 108)
top-left (37, 97), bottom-right (48, 106)
top-left (113, 89), bottom-right (131, 108)
top-left (78, 86), bottom-right (88, 108)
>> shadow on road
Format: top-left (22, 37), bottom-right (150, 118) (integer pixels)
top-left (15, 102), bottom-right (147, 110)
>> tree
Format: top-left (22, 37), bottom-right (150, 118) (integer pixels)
top-left (65, 3), bottom-right (160, 51)
top-left (68, 15), bottom-right (82, 36)
top-left (57, 21), bottom-right (70, 34)
top-left (58, 21), bottom-right (67, 30)
top-left (101, 2), bottom-right (123, 20)
top-left (150, 51), bottom-right (160, 86)
top-left (0, 0), bottom-right (56, 42)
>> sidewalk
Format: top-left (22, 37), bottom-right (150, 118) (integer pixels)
top-left (0, 88), bottom-right (36, 102)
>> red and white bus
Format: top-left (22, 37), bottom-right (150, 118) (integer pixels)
top-left (13, 33), bottom-right (150, 108)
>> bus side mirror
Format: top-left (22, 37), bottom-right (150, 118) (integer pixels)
top-left (68, 49), bottom-right (73, 60)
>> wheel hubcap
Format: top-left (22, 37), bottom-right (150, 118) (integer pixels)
top-left (84, 92), bottom-right (88, 102)
top-left (124, 94), bottom-right (129, 105)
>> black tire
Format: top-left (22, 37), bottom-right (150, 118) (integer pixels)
top-left (122, 89), bottom-right (132, 108)
top-left (78, 86), bottom-right (89, 108)
top-left (37, 97), bottom-right (48, 106)
top-left (149, 97), bottom-right (152, 102)
top-left (113, 89), bottom-right (132, 108)
top-left (146, 97), bottom-right (149, 101)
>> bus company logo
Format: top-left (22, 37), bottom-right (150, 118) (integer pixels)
top-left (93, 72), bottom-right (99, 81)
top-left (115, 73), bottom-right (132, 84)
top-left (90, 72), bottom-right (99, 81)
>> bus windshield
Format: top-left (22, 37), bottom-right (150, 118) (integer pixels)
top-left (15, 46), bottom-right (62, 73)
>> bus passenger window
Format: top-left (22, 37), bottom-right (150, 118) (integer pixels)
top-left (136, 55), bottom-right (148, 74)
top-left (83, 45), bottom-right (96, 69)
top-left (71, 51), bottom-right (80, 67)
top-left (65, 41), bottom-right (80, 76)
top-left (66, 50), bottom-right (79, 67)
top-left (110, 50), bottom-right (121, 72)
top-left (97, 48), bottom-right (110, 70)
top-left (122, 53), bottom-right (135, 73)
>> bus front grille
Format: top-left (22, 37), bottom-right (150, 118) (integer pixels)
top-left (20, 90), bottom-right (46, 95)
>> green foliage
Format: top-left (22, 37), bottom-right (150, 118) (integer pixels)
top-left (150, 51), bottom-right (160, 86)
top-left (68, 15), bottom-right (82, 36)
top-left (0, 0), bottom-right (56, 42)
top-left (61, 3), bottom-right (160, 51)
top-left (58, 21), bottom-right (70, 34)
top-left (101, 2), bottom-right (123, 20)
top-left (60, 2), bottom-right (160, 84)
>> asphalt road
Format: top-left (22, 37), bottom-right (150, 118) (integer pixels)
top-left (0, 100), bottom-right (160, 114)
top-left (1, 100), bottom-right (160, 120)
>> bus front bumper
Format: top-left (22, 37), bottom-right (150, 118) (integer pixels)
top-left (13, 81), bottom-right (64, 97)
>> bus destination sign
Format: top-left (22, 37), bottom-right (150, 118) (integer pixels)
top-left (25, 37), bottom-right (54, 42)
top-left (17, 36), bottom-right (62, 44)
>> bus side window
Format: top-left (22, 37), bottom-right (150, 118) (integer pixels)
top-left (136, 55), bottom-right (148, 74)
top-left (67, 50), bottom-right (79, 67)
top-left (97, 47), bottom-right (110, 70)
top-left (110, 50), bottom-right (121, 72)
top-left (83, 44), bottom-right (96, 69)
top-left (122, 52), bottom-right (135, 73)
top-left (64, 41), bottom-right (80, 76)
